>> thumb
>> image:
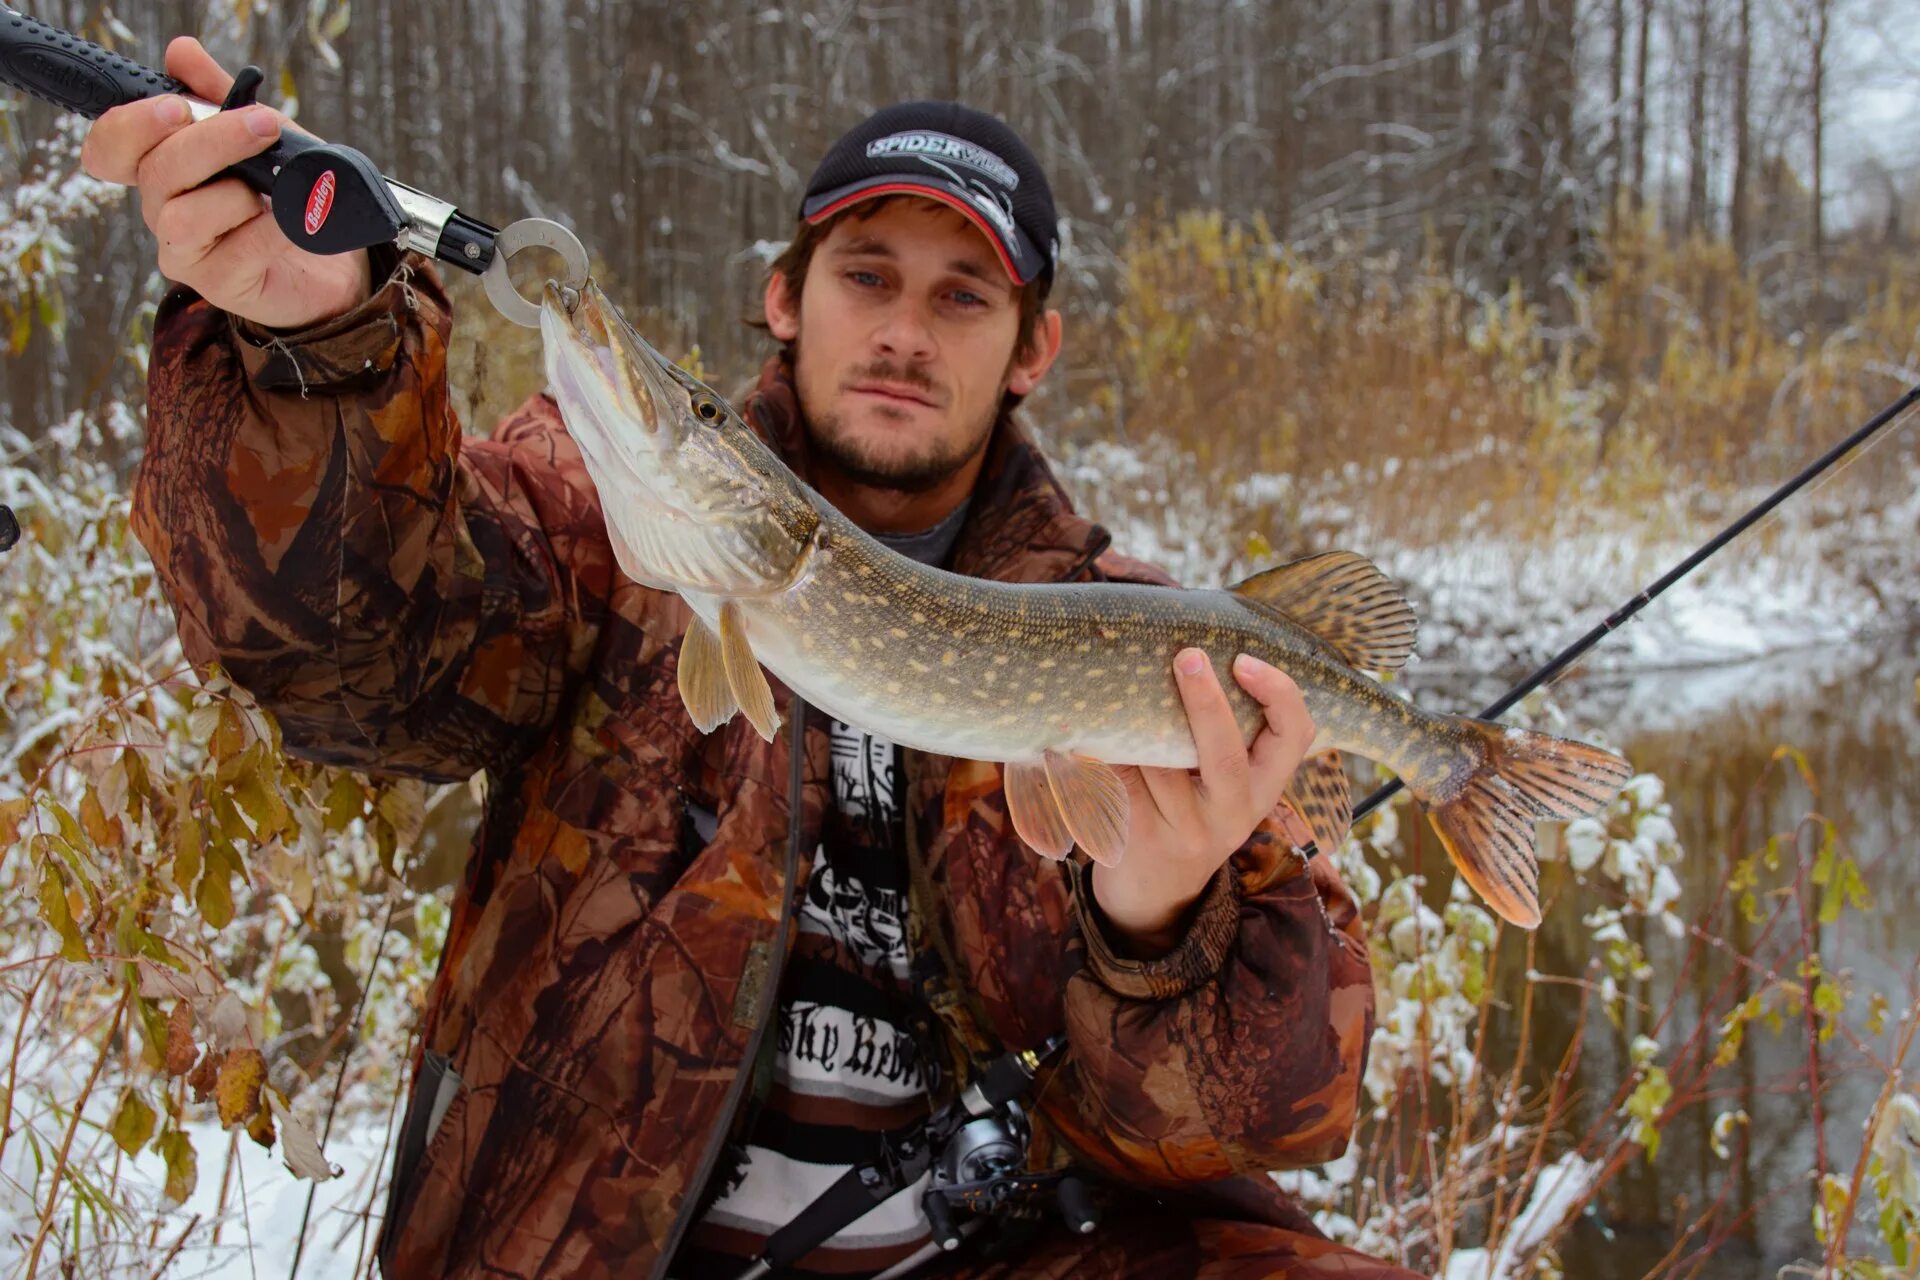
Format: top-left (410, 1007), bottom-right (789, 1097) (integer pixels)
top-left (163, 36), bottom-right (237, 102)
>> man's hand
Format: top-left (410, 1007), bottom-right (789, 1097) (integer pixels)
top-left (1093, 651), bottom-right (1315, 957)
top-left (79, 37), bottom-right (372, 331)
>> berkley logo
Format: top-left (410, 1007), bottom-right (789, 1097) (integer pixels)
top-left (303, 170), bottom-right (337, 237)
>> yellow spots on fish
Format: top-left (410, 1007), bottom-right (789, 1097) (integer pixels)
top-left (869, 635), bottom-right (886, 652)
top-left (941, 651), bottom-right (957, 666)
top-left (821, 598), bottom-right (840, 618)
top-left (912, 610), bottom-right (927, 624)
top-left (1136, 664), bottom-right (1152, 676)
top-left (932, 692), bottom-right (948, 706)
top-left (856, 563), bottom-right (873, 578)
top-left (1037, 658), bottom-right (1056, 669)
top-left (842, 590), bottom-right (863, 605)
top-left (908, 659), bottom-right (931, 674)
top-left (1074, 699), bottom-right (1088, 711)
top-left (1099, 627), bottom-right (1119, 641)
top-left (1087, 668), bottom-right (1106, 679)
top-left (1105, 700), bottom-right (1126, 712)
top-left (1026, 690), bottom-right (1045, 705)
top-left (994, 712), bottom-right (1020, 726)
top-left (890, 627), bottom-right (908, 640)
top-left (848, 636), bottom-right (863, 653)
top-left (886, 679), bottom-right (903, 695)
top-left (1125, 643), bottom-right (1144, 655)
top-left (982, 669), bottom-right (998, 685)
top-left (992, 653), bottom-right (1009, 666)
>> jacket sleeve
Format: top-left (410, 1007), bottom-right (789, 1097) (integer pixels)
top-left (1037, 545), bottom-right (1377, 1184)
top-left (130, 250), bottom-right (616, 783)
top-left (1048, 833), bottom-right (1376, 1184)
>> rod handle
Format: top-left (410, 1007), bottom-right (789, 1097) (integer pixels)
top-left (0, 8), bottom-right (185, 117)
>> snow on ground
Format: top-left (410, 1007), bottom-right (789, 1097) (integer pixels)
top-left (1439, 1154), bottom-right (1606, 1280)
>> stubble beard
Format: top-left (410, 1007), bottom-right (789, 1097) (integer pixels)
top-left (796, 347), bottom-right (1004, 495)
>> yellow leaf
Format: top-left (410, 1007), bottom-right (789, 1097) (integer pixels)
top-left (196, 845), bottom-right (235, 930)
top-left (80, 785), bottom-right (121, 850)
top-left (323, 772), bottom-right (365, 832)
top-left (215, 1047), bottom-right (265, 1129)
top-left (157, 1129), bottom-right (197, 1205)
top-left (247, 1096), bottom-right (276, 1149)
top-left (172, 814), bottom-right (203, 893)
top-left (108, 1087), bottom-right (157, 1156)
top-left (37, 865), bottom-right (88, 961)
top-left (0, 796), bottom-right (30, 845)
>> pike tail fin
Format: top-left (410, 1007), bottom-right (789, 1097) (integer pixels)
top-left (1426, 722), bottom-right (1633, 929)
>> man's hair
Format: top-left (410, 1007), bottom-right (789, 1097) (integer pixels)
top-left (752, 195), bottom-right (1050, 364)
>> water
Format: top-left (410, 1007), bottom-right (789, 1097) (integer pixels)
top-left (1406, 636), bottom-right (1920, 1276)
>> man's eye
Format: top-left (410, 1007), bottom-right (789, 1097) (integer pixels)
top-left (848, 270), bottom-right (885, 288)
top-left (949, 290), bottom-right (987, 308)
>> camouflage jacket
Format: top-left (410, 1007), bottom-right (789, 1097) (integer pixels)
top-left (131, 253), bottom-right (1377, 1279)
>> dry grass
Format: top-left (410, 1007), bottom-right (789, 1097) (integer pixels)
top-left (1062, 211), bottom-right (1920, 549)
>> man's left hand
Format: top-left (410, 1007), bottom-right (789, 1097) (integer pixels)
top-left (1093, 650), bottom-right (1316, 957)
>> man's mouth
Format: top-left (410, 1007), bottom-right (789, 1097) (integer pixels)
top-left (849, 382), bottom-right (939, 409)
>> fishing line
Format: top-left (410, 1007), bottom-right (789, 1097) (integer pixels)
top-left (1317, 381), bottom-right (1920, 850)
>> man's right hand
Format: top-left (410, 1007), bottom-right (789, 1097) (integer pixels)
top-left (79, 37), bottom-right (373, 332)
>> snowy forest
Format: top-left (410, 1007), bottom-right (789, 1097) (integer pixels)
top-left (2, 1), bottom-right (1917, 1277)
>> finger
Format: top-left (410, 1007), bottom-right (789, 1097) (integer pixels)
top-left (163, 36), bottom-right (238, 101)
top-left (154, 181), bottom-right (274, 277)
top-left (136, 105), bottom-right (286, 209)
top-left (1235, 656), bottom-right (1317, 796)
top-left (1173, 648), bottom-right (1251, 800)
top-left (83, 95), bottom-right (195, 186)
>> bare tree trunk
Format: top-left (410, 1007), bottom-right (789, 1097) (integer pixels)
top-left (1684, 0), bottom-right (1710, 237)
top-left (1630, 0), bottom-right (1653, 209)
top-left (1608, 0), bottom-right (1627, 238)
top-left (1730, 0), bottom-right (1752, 258)
top-left (1810, 0), bottom-right (1830, 258)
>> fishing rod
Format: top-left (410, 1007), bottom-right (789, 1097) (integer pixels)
top-left (1305, 380), bottom-right (1920, 859)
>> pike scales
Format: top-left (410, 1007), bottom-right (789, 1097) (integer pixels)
top-left (538, 281), bottom-right (1634, 929)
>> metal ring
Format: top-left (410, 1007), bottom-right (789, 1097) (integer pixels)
top-left (482, 217), bottom-right (590, 327)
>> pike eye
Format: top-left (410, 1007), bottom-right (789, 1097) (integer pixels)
top-left (694, 398), bottom-right (721, 421)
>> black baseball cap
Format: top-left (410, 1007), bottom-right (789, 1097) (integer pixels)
top-left (800, 102), bottom-right (1059, 292)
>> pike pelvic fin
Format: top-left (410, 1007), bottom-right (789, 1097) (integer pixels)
top-left (1283, 750), bottom-right (1353, 854)
top-left (1043, 751), bottom-right (1130, 868)
top-left (719, 602), bottom-right (779, 742)
top-left (676, 616), bottom-right (738, 733)
top-left (675, 603), bottom-right (780, 741)
top-left (1005, 762), bottom-right (1074, 859)
top-left (1426, 721), bottom-right (1635, 930)
top-left (1230, 551), bottom-right (1417, 674)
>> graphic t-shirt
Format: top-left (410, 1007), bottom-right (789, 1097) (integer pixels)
top-left (676, 504), bottom-right (969, 1277)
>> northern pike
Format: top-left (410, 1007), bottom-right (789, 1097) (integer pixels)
top-left (538, 281), bottom-right (1633, 929)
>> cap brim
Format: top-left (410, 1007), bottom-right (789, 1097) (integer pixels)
top-left (801, 176), bottom-right (1045, 286)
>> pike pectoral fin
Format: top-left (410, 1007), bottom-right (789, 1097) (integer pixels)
top-left (1005, 762), bottom-right (1074, 860)
top-left (1042, 751), bottom-right (1131, 868)
top-left (1426, 720), bottom-right (1635, 930)
top-left (677, 617), bottom-right (738, 732)
top-left (718, 602), bottom-right (779, 742)
top-left (1230, 551), bottom-right (1417, 674)
top-left (1283, 750), bottom-right (1353, 853)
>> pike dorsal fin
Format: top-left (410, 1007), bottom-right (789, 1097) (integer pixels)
top-left (675, 602), bottom-right (781, 741)
top-left (1230, 551), bottom-right (1417, 674)
top-left (1283, 750), bottom-right (1353, 855)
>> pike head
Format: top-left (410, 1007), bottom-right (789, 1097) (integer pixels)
top-left (540, 280), bottom-right (821, 598)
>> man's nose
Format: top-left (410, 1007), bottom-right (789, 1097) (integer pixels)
top-left (871, 297), bottom-right (936, 363)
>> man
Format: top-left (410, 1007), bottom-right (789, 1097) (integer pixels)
top-left (86, 36), bottom-right (1417, 1280)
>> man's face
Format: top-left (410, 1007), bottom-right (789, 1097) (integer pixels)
top-left (766, 198), bottom-right (1055, 495)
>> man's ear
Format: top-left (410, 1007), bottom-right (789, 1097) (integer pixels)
top-left (764, 271), bottom-right (801, 342)
top-left (1006, 308), bottom-right (1064, 397)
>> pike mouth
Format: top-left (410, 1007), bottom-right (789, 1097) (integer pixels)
top-left (540, 280), bottom-right (682, 438)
